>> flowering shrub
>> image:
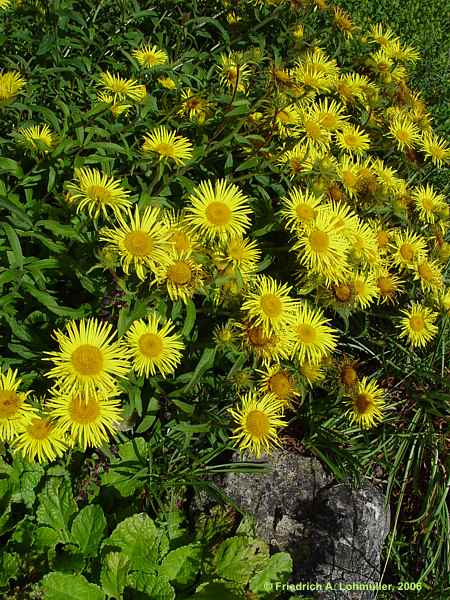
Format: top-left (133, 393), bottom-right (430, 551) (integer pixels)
top-left (0, 0), bottom-right (449, 596)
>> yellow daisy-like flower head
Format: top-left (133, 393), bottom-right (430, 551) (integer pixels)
top-left (258, 366), bottom-right (300, 407)
top-left (333, 6), bottom-right (357, 38)
top-left (45, 318), bottom-right (131, 398)
top-left (375, 269), bottom-right (403, 304)
top-left (300, 361), bottom-right (326, 386)
top-left (280, 187), bottom-right (322, 232)
top-left (100, 206), bottom-right (172, 281)
top-left (290, 303), bottom-right (338, 365)
top-left (228, 391), bottom-right (287, 458)
top-left (313, 97), bottom-right (348, 131)
top-left (16, 124), bottom-right (55, 154)
top-left (12, 414), bottom-right (67, 463)
top-left (185, 179), bottom-right (252, 244)
top-left (352, 271), bottom-right (379, 310)
top-left (412, 184), bottom-right (446, 224)
top-left (47, 390), bottom-right (122, 450)
top-left (162, 210), bottom-right (199, 256)
top-left (420, 132), bottom-right (450, 167)
top-left (293, 210), bottom-right (350, 284)
top-left (213, 321), bottom-right (237, 350)
top-left (238, 319), bottom-right (294, 366)
top-left (297, 111), bottom-right (333, 150)
top-left (65, 167), bottom-right (132, 220)
top-left (0, 0), bottom-right (12, 9)
top-left (347, 376), bottom-right (385, 429)
top-left (126, 314), bottom-right (184, 378)
top-left (141, 126), bottom-right (193, 166)
top-left (398, 303), bottom-right (439, 348)
top-left (98, 72), bottom-right (145, 102)
top-left (336, 125), bottom-right (371, 156)
top-left (96, 91), bottom-right (132, 118)
top-left (156, 253), bottom-right (205, 304)
top-left (158, 76), bottom-right (176, 90)
top-left (216, 236), bottom-right (261, 275)
top-left (413, 258), bottom-right (443, 293)
top-left (241, 275), bottom-right (297, 335)
top-left (217, 53), bottom-right (251, 93)
top-left (390, 230), bottom-right (427, 271)
top-left (0, 369), bottom-right (36, 441)
top-left (0, 70), bottom-right (26, 103)
top-left (132, 44), bottom-right (168, 68)
top-left (178, 88), bottom-right (212, 124)
top-left (388, 114), bottom-right (421, 151)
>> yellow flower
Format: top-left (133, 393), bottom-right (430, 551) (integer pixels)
top-left (162, 210), bottom-right (199, 256)
top-left (65, 167), bottom-right (132, 220)
top-left (96, 91), bottom-right (132, 118)
top-left (412, 184), bottom-right (446, 224)
top-left (390, 230), bottom-right (427, 271)
top-left (217, 53), bottom-right (251, 93)
top-left (126, 314), bottom-right (184, 378)
top-left (280, 187), bottom-right (322, 232)
top-left (258, 366), bottom-right (300, 407)
top-left (100, 206), bottom-right (172, 281)
top-left (335, 73), bottom-right (369, 105)
top-left (16, 124), bottom-right (54, 153)
top-left (0, 70), bottom-right (25, 103)
top-left (241, 275), bottom-right (297, 335)
top-left (371, 159), bottom-right (403, 193)
top-left (0, 0), bottom-right (12, 9)
top-left (178, 88), bottom-right (212, 124)
top-left (156, 253), bottom-right (205, 303)
top-left (336, 125), bottom-right (371, 155)
top-left (293, 210), bottom-right (350, 284)
top-left (141, 126), bottom-right (193, 166)
top-left (399, 303), bottom-right (439, 348)
top-left (0, 369), bottom-right (36, 441)
top-left (420, 132), bottom-right (450, 167)
top-left (290, 303), bottom-right (338, 365)
top-left (347, 377), bottom-right (385, 429)
top-left (158, 76), bottom-right (176, 90)
top-left (238, 319), bottom-right (294, 365)
top-left (132, 44), bottom-right (168, 68)
top-left (12, 415), bottom-right (67, 463)
top-left (388, 114), bottom-right (420, 151)
top-left (213, 321), bottom-right (237, 349)
top-left (352, 271), bottom-right (379, 309)
top-left (413, 258), bottom-right (443, 293)
top-left (186, 179), bottom-right (252, 243)
top-left (47, 390), bottom-right (122, 450)
top-left (375, 269), bottom-right (403, 304)
top-left (333, 6), bottom-right (357, 38)
top-left (98, 72), bottom-right (145, 102)
top-left (300, 362), bottom-right (326, 386)
top-left (45, 318), bottom-right (131, 398)
top-left (228, 391), bottom-right (287, 458)
top-left (313, 97), bottom-right (348, 131)
top-left (336, 155), bottom-right (361, 199)
top-left (368, 23), bottom-right (397, 47)
top-left (297, 110), bottom-right (333, 149)
top-left (216, 237), bottom-right (261, 275)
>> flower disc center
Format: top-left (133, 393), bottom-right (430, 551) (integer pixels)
top-left (71, 345), bottom-right (104, 376)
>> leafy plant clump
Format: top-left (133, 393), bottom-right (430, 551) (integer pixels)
top-left (0, 0), bottom-right (449, 597)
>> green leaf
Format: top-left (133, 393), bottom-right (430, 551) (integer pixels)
top-left (0, 158), bottom-right (23, 178)
top-left (34, 526), bottom-right (61, 550)
top-left (188, 581), bottom-right (246, 599)
top-left (182, 300), bottom-right (196, 338)
top-left (0, 552), bottom-right (19, 588)
top-left (100, 552), bottom-right (130, 599)
top-left (2, 223), bottom-right (24, 269)
top-left (184, 348), bottom-right (216, 392)
top-left (104, 513), bottom-right (161, 568)
top-left (235, 157), bottom-right (259, 172)
top-left (249, 552), bottom-right (293, 595)
top-left (36, 478), bottom-right (77, 543)
top-left (126, 572), bottom-right (175, 600)
top-left (215, 536), bottom-right (269, 585)
top-left (159, 543), bottom-right (202, 587)
top-left (71, 505), bottom-right (106, 556)
top-left (41, 572), bottom-right (105, 600)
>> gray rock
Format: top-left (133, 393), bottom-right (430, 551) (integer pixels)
top-left (220, 450), bottom-right (390, 600)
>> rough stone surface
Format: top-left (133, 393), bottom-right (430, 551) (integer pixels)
top-left (219, 450), bottom-right (390, 600)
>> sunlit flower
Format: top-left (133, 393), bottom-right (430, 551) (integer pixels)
top-left (98, 72), bottom-right (145, 102)
top-left (346, 376), bottom-right (385, 429)
top-left (0, 70), bottom-right (25, 103)
top-left (290, 303), bottom-right (338, 365)
top-left (398, 303), bottom-right (439, 348)
top-left (16, 124), bottom-right (55, 153)
top-left (141, 126), bottom-right (193, 166)
top-left (0, 369), bottom-right (35, 441)
top-left (13, 414), bottom-right (67, 463)
top-left (132, 44), bottom-right (168, 68)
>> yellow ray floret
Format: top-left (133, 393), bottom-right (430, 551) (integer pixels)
top-left (215, 236), bottom-right (261, 275)
top-left (347, 376), bottom-right (385, 429)
top-left (217, 53), bottom-right (251, 93)
top-left (45, 318), bottom-right (131, 398)
top-left (412, 184), bottom-right (446, 224)
top-left (98, 72), bottom-right (146, 102)
top-left (65, 167), bottom-right (132, 220)
top-left (125, 314), bottom-right (184, 378)
top-left (280, 187), bottom-right (322, 232)
top-left (141, 126), bottom-right (193, 166)
top-left (132, 44), bottom-right (168, 68)
top-left (228, 391), bottom-right (287, 458)
top-left (185, 179), bottom-right (252, 243)
top-left (237, 319), bottom-right (295, 366)
top-left (352, 271), bottom-right (379, 309)
top-left (156, 253), bottom-right (205, 303)
top-left (16, 124), bottom-right (55, 153)
top-left (390, 230), bottom-right (427, 271)
top-left (257, 365), bottom-right (300, 407)
top-left (388, 114), bottom-right (421, 151)
top-left (0, 369), bottom-right (36, 441)
top-left (0, 70), bottom-right (26, 102)
top-left (420, 132), bottom-right (450, 167)
top-left (289, 303), bottom-right (338, 365)
top-left (336, 125), bottom-right (371, 155)
top-left (100, 206), bottom-right (172, 281)
top-left (398, 303), bottom-right (439, 348)
top-left (47, 390), bottom-right (122, 450)
top-left (413, 258), bottom-right (443, 293)
top-left (241, 275), bottom-right (297, 335)
top-left (13, 414), bottom-right (67, 463)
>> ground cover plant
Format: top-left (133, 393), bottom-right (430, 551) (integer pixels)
top-left (0, 0), bottom-right (449, 598)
